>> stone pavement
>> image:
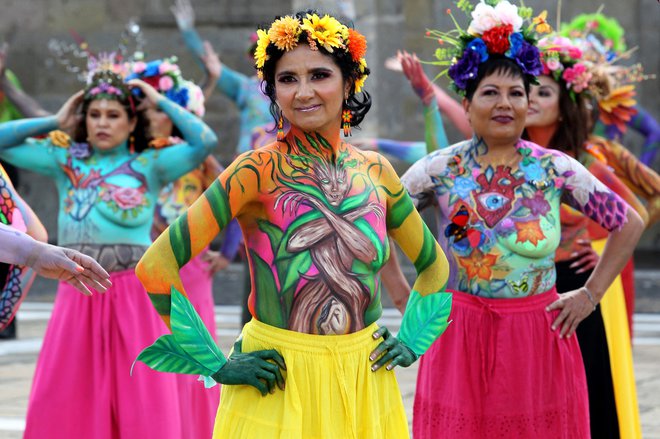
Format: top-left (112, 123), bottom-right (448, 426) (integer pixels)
top-left (1, 301), bottom-right (660, 438)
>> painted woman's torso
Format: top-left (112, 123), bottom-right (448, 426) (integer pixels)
top-left (402, 138), bottom-right (629, 298)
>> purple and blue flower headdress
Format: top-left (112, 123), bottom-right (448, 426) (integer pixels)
top-left (427, 0), bottom-right (551, 95)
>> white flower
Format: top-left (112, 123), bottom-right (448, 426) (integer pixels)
top-left (494, 1), bottom-right (522, 32)
top-left (468, 2), bottom-right (499, 35)
top-left (468, 1), bottom-right (522, 35)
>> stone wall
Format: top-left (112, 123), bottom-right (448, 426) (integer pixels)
top-left (2, 0), bottom-right (658, 248)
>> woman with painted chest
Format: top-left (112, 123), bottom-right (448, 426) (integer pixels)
top-left (0, 65), bottom-right (217, 438)
top-left (136, 11), bottom-right (452, 438)
top-left (402, 2), bottom-right (644, 438)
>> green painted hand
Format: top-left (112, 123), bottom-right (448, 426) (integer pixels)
top-left (212, 338), bottom-right (287, 396)
top-left (369, 327), bottom-right (418, 372)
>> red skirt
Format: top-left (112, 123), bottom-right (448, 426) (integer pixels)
top-left (413, 288), bottom-right (589, 439)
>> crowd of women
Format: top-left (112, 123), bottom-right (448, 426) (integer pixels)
top-left (0, 0), bottom-right (657, 437)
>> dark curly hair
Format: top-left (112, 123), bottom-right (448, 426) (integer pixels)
top-left (73, 71), bottom-right (152, 152)
top-left (258, 10), bottom-right (372, 132)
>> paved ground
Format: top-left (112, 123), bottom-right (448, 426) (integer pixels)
top-left (1, 300), bottom-right (659, 438)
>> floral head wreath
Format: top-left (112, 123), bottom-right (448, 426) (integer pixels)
top-left (559, 12), bottom-right (654, 135)
top-left (83, 53), bottom-right (131, 101)
top-left (427, 0), bottom-right (551, 96)
top-left (124, 57), bottom-right (205, 117)
top-left (537, 36), bottom-right (592, 100)
top-left (254, 12), bottom-right (369, 93)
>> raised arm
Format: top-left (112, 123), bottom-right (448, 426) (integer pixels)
top-left (172, 0), bottom-right (248, 103)
top-left (548, 153), bottom-right (644, 337)
top-left (129, 80), bottom-right (217, 184)
top-left (0, 65), bottom-right (49, 118)
top-left (629, 106), bottom-right (660, 167)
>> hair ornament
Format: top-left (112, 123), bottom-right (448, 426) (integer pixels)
top-left (427, 0), bottom-right (549, 95)
top-left (254, 12), bottom-right (369, 93)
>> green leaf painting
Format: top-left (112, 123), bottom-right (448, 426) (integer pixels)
top-left (170, 288), bottom-right (226, 371)
top-left (397, 291), bottom-right (453, 356)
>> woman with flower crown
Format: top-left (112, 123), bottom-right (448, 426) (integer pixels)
top-left (134, 10), bottom-right (453, 438)
top-left (0, 58), bottom-right (218, 437)
top-left (393, 1), bottom-right (644, 437)
top-left (522, 35), bottom-right (657, 439)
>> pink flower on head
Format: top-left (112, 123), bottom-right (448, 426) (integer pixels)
top-left (545, 58), bottom-right (561, 71)
top-left (159, 62), bottom-right (177, 74)
top-left (568, 47), bottom-right (582, 59)
top-left (132, 62), bottom-right (147, 74)
top-left (158, 76), bottom-right (175, 91)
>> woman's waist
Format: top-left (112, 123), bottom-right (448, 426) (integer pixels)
top-left (243, 318), bottom-right (380, 355)
top-left (448, 287), bottom-right (558, 312)
top-left (64, 243), bottom-right (149, 272)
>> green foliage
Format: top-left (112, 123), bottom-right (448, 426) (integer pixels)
top-left (250, 249), bottom-right (287, 328)
top-left (398, 291), bottom-right (453, 356)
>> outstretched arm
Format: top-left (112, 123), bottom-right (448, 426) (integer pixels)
top-left (0, 43), bottom-right (49, 118)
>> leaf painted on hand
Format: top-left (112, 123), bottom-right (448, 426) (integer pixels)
top-left (397, 290), bottom-right (452, 356)
top-left (132, 333), bottom-right (216, 376)
top-left (170, 287), bottom-right (226, 371)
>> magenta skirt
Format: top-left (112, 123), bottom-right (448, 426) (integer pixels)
top-left (413, 288), bottom-right (589, 439)
top-left (24, 255), bottom-right (218, 439)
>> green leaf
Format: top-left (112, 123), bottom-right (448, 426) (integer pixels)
top-left (170, 288), bottom-right (226, 371)
top-left (132, 334), bottom-right (216, 376)
top-left (257, 219), bottom-right (284, 258)
top-left (397, 291), bottom-right (453, 356)
top-left (279, 251), bottom-right (312, 292)
top-left (250, 250), bottom-right (286, 328)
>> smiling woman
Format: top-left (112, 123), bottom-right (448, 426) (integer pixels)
top-left (134, 10), bottom-right (453, 439)
top-left (0, 59), bottom-right (217, 438)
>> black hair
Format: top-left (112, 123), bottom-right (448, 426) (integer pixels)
top-left (74, 71), bottom-right (152, 152)
top-left (259, 10), bottom-right (372, 131)
top-left (464, 55), bottom-right (531, 101)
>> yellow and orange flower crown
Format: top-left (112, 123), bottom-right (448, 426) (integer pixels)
top-left (254, 13), bottom-right (369, 93)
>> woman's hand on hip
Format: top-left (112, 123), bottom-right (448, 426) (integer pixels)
top-left (211, 338), bottom-right (287, 396)
top-left (369, 327), bottom-right (418, 372)
top-left (546, 287), bottom-right (597, 338)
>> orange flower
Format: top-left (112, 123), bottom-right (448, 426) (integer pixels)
top-left (48, 130), bottom-right (71, 148)
top-left (347, 28), bottom-right (367, 62)
top-left (268, 16), bottom-right (302, 51)
top-left (515, 220), bottom-right (546, 246)
top-left (458, 250), bottom-right (498, 281)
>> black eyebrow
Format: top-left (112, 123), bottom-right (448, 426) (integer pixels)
top-left (276, 67), bottom-right (334, 77)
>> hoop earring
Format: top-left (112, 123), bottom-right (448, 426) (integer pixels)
top-left (277, 112), bottom-right (285, 142)
top-left (342, 106), bottom-right (352, 137)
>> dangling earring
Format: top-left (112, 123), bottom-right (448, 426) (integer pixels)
top-left (129, 135), bottom-right (135, 154)
top-left (277, 112), bottom-right (285, 142)
top-left (342, 107), bottom-right (352, 137)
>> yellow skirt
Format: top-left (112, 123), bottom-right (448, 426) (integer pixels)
top-left (593, 239), bottom-right (642, 439)
top-left (213, 319), bottom-right (409, 439)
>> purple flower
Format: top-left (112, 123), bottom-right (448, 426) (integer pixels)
top-left (521, 191), bottom-right (551, 216)
top-left (466, 38), bottom-right (488, 62)
top-left (69, 142), bottom-right (92, 159)
top-left (514, 41), bottom-right (543, 76)
top-left (449, 49), bottom-right (482, 91)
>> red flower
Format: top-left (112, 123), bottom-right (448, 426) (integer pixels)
top-left (482, 24), bottom-right (513, 55)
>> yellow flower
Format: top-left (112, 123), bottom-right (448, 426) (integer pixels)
top-left (354, 59), bottom-right (368, 93)
top-left (533, 11), bottom-right (552, 34)
top-left (48, 130), bottom-right (71, 148)
top-left (301, 13), bottom-right (347, 52)
top-left (268, 16), bottom-right (301, 51)
top-left (254, 29), bottom-right (270, 69)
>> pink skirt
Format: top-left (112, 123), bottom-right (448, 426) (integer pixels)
top-left (24, 256), bottom-right (218, 439)
top-left (413, 288), bottom-right (589, 439)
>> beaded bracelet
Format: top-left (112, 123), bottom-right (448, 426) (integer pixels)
top-left (581, 286), bottom-right (598, 311)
